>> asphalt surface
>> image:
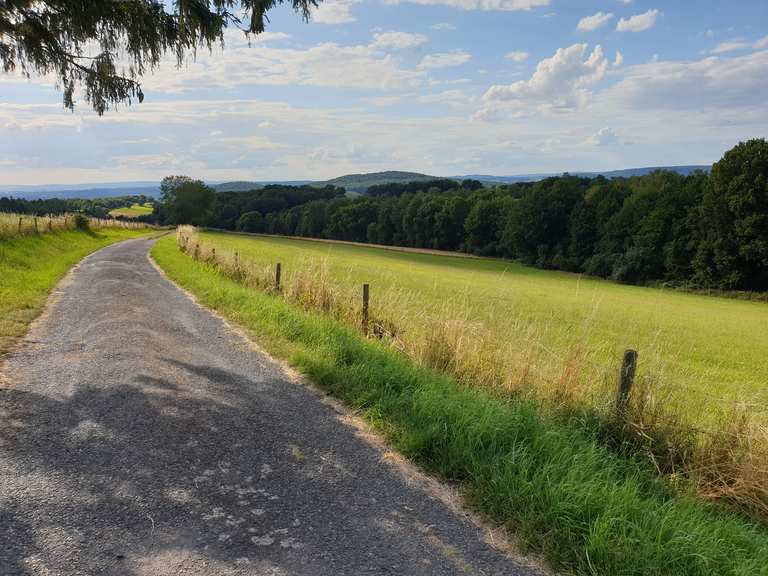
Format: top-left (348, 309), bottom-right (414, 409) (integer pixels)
top-left (0, 237), bottom-right (539, 576)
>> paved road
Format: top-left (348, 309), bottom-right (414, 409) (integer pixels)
top-left (0, 238), bottom-right (539, 576)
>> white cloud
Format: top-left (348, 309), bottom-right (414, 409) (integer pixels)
top-left (505, 50), bottom-right (529, 62)
top-left (585, 127), bottom-right (619, 146)
top-left (430, 22), bottom-right (456, 30)
top-left (312, 0), bottom-right (360, 24)
top-left (616, 9), bottom-right (659, 32)
top-left (603, 50), bottom-right (768, 111)
top-left (258, 121), bottom-right (274, 128)
top-left (140, 41), bottom-right (424, 92)
top-left (480, 44), bottom-right (609, 113)
top-left (418, 51), bottom-right (472, 69)
top-left (614, 50), bottom-right (624, 66)
top-left (384, 0), bottom-right (550, 12)
top-left (577, 12), bottom-right (614, 32)
top-left (372, 31), bottom-right (428, 49)
top-left (417, 89), bottom-right (469, 106)
top-left (711, 35), bottom-right (768, 54)
top-left (710, 40), bottom-right (751, 54)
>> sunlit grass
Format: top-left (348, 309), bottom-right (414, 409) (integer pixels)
top-left (108, 202), bottom-right (154, 218)
top-left (196, 231), bottom-right (768, 423)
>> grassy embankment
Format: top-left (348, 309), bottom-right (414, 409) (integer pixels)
top-left (108, 202), bottom-right (154, 219)
top-left (153, 230), bottom-right (768, 576)
top-left (0, 215), bottom-right (151, 356)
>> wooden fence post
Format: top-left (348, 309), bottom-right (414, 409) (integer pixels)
top-left (211, 247), bottom-right (216, 261)
top-left (362, 283), bottom-right (370, 334)
top-left (34, 217), bottom-right (38, 233)
top-left (616, 349), bottom-right (638, 415)
top-left (18, 217), bottom-right (22, 233)
top-left (275, 262), bottom-right (282, 291)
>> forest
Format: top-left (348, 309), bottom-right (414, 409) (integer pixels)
top-left (207, 139), bottom-right (767, 291)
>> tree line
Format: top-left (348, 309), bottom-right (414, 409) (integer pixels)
top-left (153, 138), bottom-right (768, 291)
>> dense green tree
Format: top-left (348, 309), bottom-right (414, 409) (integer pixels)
top-left (236, 211), bottom-right (265, 233)
top-left (694, 139), bottom-right (768, 289)
top-left (0, 0), bottom-right (320, 113)
top-left (159, 176), bottom-right (215, 226)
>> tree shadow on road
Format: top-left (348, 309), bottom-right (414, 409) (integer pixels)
top-left (0, 357), bottom-right (515, 576)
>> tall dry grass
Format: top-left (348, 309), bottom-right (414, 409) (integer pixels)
top-left (0, 212), bottom-right (149, 240)
top-left (177, 226), bottom-right (768, 519)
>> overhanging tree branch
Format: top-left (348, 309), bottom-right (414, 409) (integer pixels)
top-left (0, 0), bottom-right (320, 114)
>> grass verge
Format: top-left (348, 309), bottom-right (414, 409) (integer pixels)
top-left (153, 234), bottom-right (768, 576)
top-left (0, 228), bottom-right (151, 356)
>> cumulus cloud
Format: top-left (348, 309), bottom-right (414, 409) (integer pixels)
top-left (480, 44), bottom-right (609, 113)
top-left (418, 51), bottom-right (472, 69)
top-left (372, 31), bottom-right (428, 49)
top-left (384, 0), bottom-right (550, 12)
top-left (505, 50), bottom-right (529, 62)
top-left (585, 127), bottom-right (619, 146)
top-left (577, 12), bottom-right (614, 32)
top-left (312, 0), bottom-right (360, 24)
top-left (616, 9), bottom-right (659, 32)
top-left (614, 50), bottom-right (624, 66)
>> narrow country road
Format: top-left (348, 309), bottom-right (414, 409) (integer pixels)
top-left (0, 238), bottom-right (539, 576)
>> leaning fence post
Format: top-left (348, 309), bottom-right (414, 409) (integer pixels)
top-left (616, 349), bottom-right (638, 415)
top-left (362, 283), bottom-right (370, 334)
top-left (275, 262), bottom-right (282, 291)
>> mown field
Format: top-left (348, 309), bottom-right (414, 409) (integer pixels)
top-left (195, 231), bottom-right (768, 426)
top-left (0, 227), bottom-right (151, 356)
top-left (108, 202), bottom-right (153, 218)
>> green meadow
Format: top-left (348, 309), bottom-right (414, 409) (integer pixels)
top-left (195, 231), bottom-right (768, 426)
top-left (108, 202), bottom-right (154, 218)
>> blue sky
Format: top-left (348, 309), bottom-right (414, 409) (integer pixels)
top-left (1, 0), bottom-right (767, 184)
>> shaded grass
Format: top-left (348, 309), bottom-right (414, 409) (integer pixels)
top-left (153, 234), bottom-right (768, 576)
top-left (0, 228), bottom-right (151, 356)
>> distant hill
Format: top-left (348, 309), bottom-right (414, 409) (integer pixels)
top-left (0, 182), bottom-right (160, 200)
top-left (214, 180), bottom-right (314, 192)
top-left (462, 165), bottom-right (711, 185)
top-left (0, 166), bottom-right (712, 200)
top-left (319, 171), bottom-right (439, 193)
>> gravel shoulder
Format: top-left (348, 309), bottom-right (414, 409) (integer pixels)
top-left (0, 237), bottom-right (543, 576)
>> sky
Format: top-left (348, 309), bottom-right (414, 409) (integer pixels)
top-left (1, 0), bottom-right (767, 185)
